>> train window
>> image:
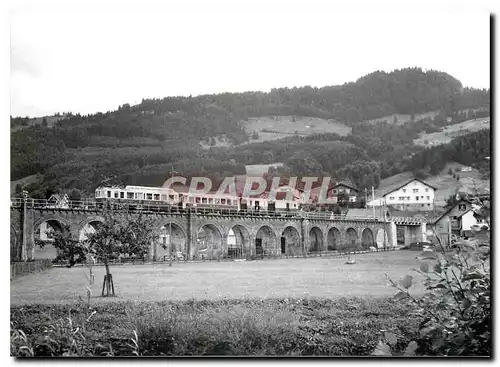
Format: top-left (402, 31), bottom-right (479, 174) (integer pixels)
top-left (154, 194), bottom-right (160, 200)
top-left (114, 192), bottom-right (119, 198)
top-left (137, 193), bottom-right (144, 200)
top-left (202, 198), bottom-right (207, 204)
top-left (189, 197), bottom-right (194, 203)
top-left (195, 197), bottom-right (201, 203)
top-left (208, 198), bottom-right (213, 204)
top-left (120, 192), bottom-right (125, 199)
top-left (227, 199), bottom-right (231, 205)
top-left (107, 191), bottom-right (111, 198)
top-left (216, 199), bottom-right (221, 204)
top-left (249, 201), bottom-right (252, 205)
top-left (169, 194), bottom-right (175, 200)
top-left (221, 199), bottom-right (226, 204)
top-left (161, 194), bottom-right (167, 201)
top-left (127, 192), bottom-right (134, 199)
top-left (146, 193), bottom-right (153, 200)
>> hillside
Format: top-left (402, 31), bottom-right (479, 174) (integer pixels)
top-left (414, 117), bottom-right (490, 147)
top-left (10, 67), bottom-right (490, 198)
top-left (377, 161), bottom-right (490, 207)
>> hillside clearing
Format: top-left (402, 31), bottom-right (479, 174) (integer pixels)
top-left (414, 117), bottom-right (490, 147)
top-left (241, 116), bottom-right (351, 144)
top-left (246, 163), bottom-right (284, 176)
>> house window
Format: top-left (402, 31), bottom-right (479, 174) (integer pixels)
top-left (415, 196), bottom-right (419, 201)
top-left (333, 189), bottom-right (337, 194)
top-left (458, 204), bottom-right (466, 210)
top-left (426, 196), bottom-right (430, 200)
top-left (390, 196), bottom-right (395, 200)
top-left (413, 189), bottom-right (419, 193)
top-left (398, 197), bottom-right (403, 201)
top-left (407, 196), bottom-right (410, 200)
top-left (425, 188), bottom-right (429, 192)
top-left (428, 204), bottom-right (431, 206)
top-left (421, 204), bottom-right (424, 207)
top-left (402, 189), bottom-right (406, 193)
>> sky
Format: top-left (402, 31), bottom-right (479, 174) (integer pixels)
top-left (9, 0), bottom-right (492, 118)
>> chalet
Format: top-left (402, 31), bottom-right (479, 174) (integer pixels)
top-left (431, 199), bottom-right (486, 237)
top-left (381, 178), bottom-right (437, 211)
top-left (327, 181), bottom-right (359, 203)
top-left (46, 194), bottom-right (70, 209)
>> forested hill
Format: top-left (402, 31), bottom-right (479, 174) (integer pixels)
top-left (11, 67), bottom-right (490, 198)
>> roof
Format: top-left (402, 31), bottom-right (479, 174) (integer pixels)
top-left (455, 208), bottom-right (473, 218)
top-left (330, 180), bottom-right (358, 192)
top-left (387, 207), bottom-right (445, 223)
top-left (431, 199), bottom-right (472, 224)
top-left (381, 178), bottom-right (438, 197)
top-left (48, 194), bottom-right (68, 202)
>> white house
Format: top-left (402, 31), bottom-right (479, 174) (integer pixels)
top-left (381, 178), bottom-right (437, 211)
top-left (46, 194), bottom-right (70, 209)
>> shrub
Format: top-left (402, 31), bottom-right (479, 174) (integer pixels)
top-left (374, 236), bottom-right (491, 356)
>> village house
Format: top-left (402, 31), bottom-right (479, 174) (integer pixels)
top-left (46, 194), bottom-right (70, 209)
top-left (381, 178), bottom-right (437, 211)
top-left (431, 199), bottom-right (487, 237)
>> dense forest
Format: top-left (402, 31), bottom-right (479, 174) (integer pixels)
top-left (10, 67), bottom-right (490, 199)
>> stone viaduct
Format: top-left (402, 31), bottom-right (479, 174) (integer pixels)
top-left (10, 206), bottom-right (407, 262)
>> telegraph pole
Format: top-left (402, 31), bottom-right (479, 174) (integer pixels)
top-left (21, 190), bottom-right (28, 261)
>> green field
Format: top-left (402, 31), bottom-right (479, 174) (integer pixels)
top-left (242, 116), bottom-right (352, 143)
top-left (11, 251), bottom-right (425, 305)
top-left (414, 117), bottom-right (490, 147)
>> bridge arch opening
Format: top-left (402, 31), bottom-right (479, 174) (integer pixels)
top-left (345, 228), bottom-right (358, 251)
top-left (255, 225), bottom-right (277, 256)
top-left (197, 224), bottom-right (223, 259)
top-left (158, 223), bottom-right (187, 261)
top-left (34, 219), bottom-right (67, 260)
top-left (375, 228), bottom-right (388, 249)
top-left (308, 227), bottom-right (324, 252)
top-left (361, 228), bottom-right (375, 249)
top-left (327, 227), bottom-right (341, 251)
top-left (79, 220), bottom-right (103, 242)
top-left (281, 226), bottom-right (301, 256)
top-left (227, 225), bottom-right (250, 258)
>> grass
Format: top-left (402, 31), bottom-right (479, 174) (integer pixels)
top-left (414, 117), bottom-right (490, 147)
top-left (10, 297), bottom-right (421, 356)
top-left (242, 116), bottom-right (351, 143)
top-left (11, 251), bottom-right (426, 305)
top-left (361, 111), bottom-right (440, 125)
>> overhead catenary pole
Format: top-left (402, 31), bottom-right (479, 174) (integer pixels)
top-left (372, 187), bottom-right (376, 219)
top-left (169, 166), bottom-right (173, 267)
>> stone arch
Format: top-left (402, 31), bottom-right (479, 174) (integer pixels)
top-left (327, 227), bottom-right (341, 251)
top-left (281, 226), bottom-right (302, 256)
top-left (255, 225), bottom-right (278, 256)
top-left (228, 224), bottom-right (251, 258)
top-left (361, 228), bottom-right (375, 249)
top-left (308, 226), bottom-right (324, 252)
top-left (78, 216), bottom-right (105, 242)
top-left (345, 227), bottom-right (358, 251)
top-left (33, 217), bottom-right (70, 260)
top-left (375, 228), bottom-right (388, 249)
top-left (156, 221), bottom-right (188, 261)
top-left (197, 223), bottom-right (224, 259)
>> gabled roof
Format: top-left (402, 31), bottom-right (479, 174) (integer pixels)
top-left (431, 199), bottom-right (472, 224)
top-left (455, 208), bottom-right (474, 218)
top-left (48, 194), bottom-right (68, 202)
top-left (330, 180), bottom-right (358, 192)
top-left (382, 178), bottom-right (437, 197)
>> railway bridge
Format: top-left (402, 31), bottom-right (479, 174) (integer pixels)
top-left (10, 199), bottom-right (425, 262)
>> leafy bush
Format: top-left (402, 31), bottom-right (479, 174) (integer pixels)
top-left (373, 236), bottom-right (491, 356)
